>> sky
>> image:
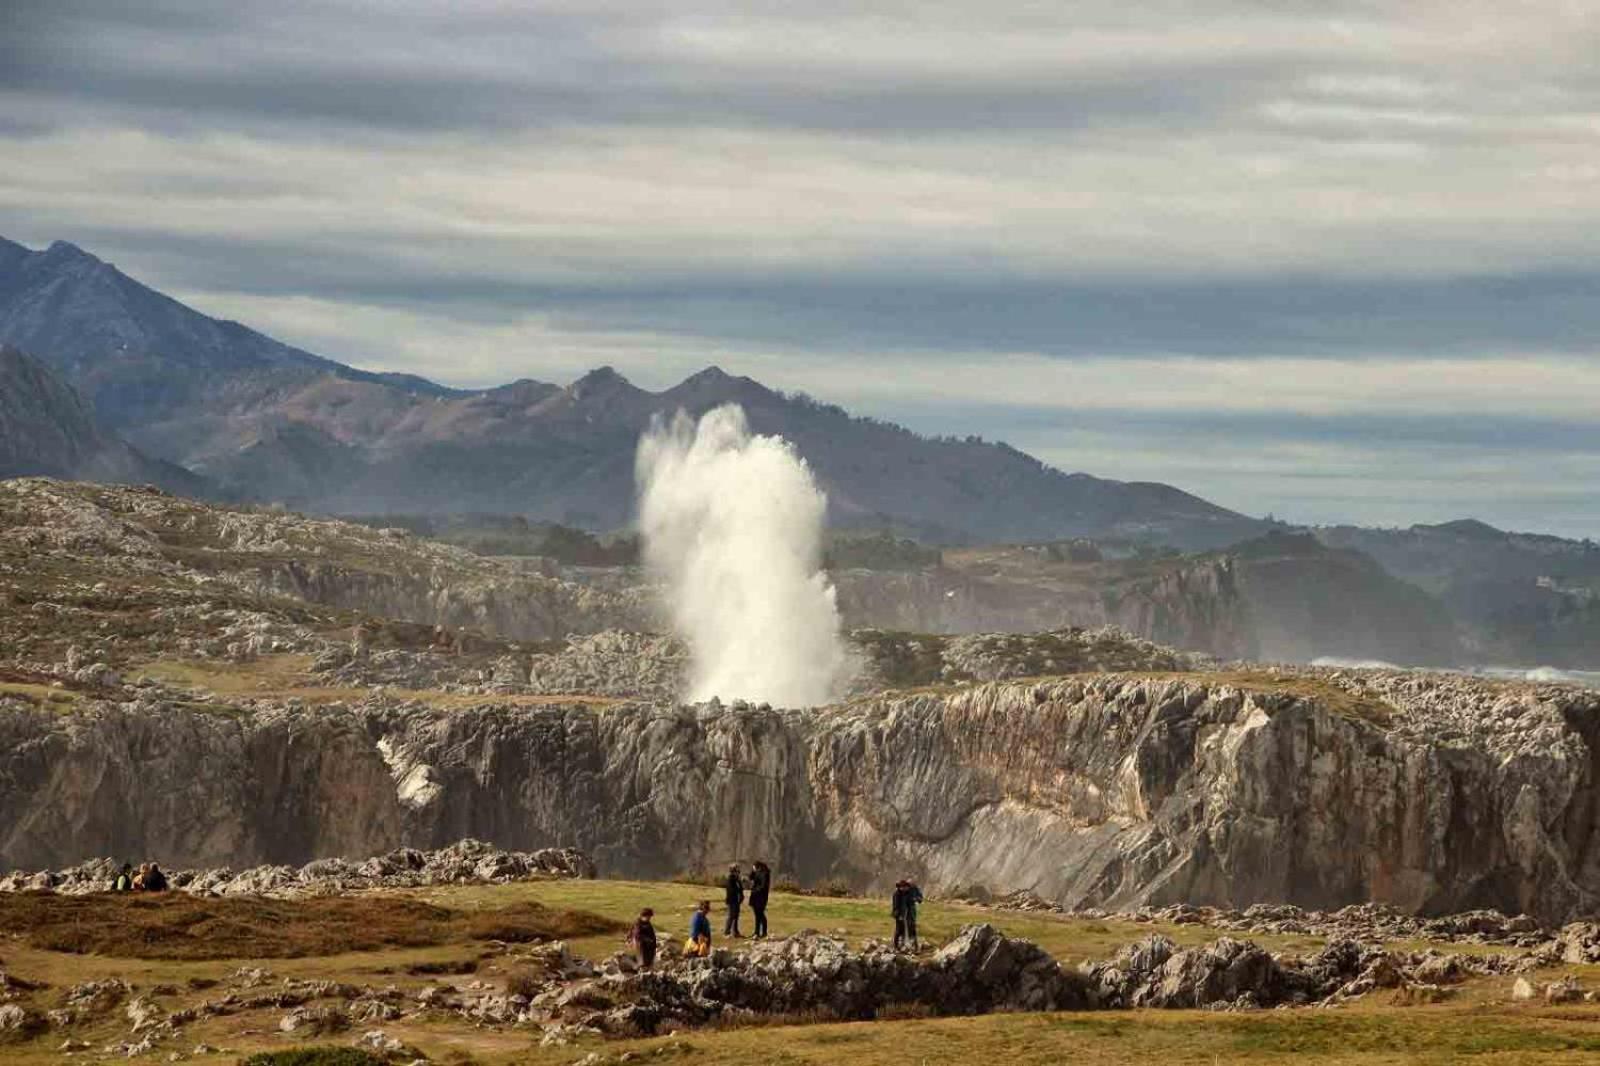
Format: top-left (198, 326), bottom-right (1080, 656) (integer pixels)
top-left (2, 0), bottom-right (1598, 538)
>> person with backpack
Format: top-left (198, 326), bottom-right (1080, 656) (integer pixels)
top-left (723, 864), bottom-right (746, 937)
top-left (686, 900), bottom-right (713, 958)
top-left (891, 878), bottom-right (924, 952)
top-left (749, 861), bottom-right (772, 939)
top-left (628, 907), bottom-right (658, 970)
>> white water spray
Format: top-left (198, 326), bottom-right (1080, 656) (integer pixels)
top-left (636, 404), bottom-right (848, 706)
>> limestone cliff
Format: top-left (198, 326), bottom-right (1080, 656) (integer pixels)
top-left (4, 670), bottom-right (1597, 925)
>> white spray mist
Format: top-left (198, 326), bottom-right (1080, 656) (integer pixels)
top-left (636, 403), bottom-right (848, 707)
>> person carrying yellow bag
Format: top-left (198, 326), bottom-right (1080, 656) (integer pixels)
top-left (686, 899), bottom-right (713, 957)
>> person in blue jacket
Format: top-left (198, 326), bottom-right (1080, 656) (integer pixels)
top-left (688, 899), bottom-right (713, 957)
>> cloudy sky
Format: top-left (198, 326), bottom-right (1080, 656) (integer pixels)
top-left (4, 1), bottom-right (1599, 537)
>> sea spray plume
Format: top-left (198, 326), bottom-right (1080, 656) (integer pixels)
top-left (636, 404), bottom-right (848, 706)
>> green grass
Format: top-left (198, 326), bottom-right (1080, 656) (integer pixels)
top-left (407, 879), bottom-right (1328, 963)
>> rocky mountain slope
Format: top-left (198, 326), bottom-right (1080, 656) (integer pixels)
top-left (834, 531), bottom-right (1463, 666)
top-left (0, 346), bottom-right (197, 492)
top-left (0, 236), bottom-right (1261, 548)
top-left (1320, 520), bottom-right (1600, 669)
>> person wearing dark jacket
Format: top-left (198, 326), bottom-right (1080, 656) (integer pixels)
top-left (628, 908), bottom-right (658, 970)
top-left (748, 861), bottom-right (772, 938)
top-left (143, 862), bottom-right (169, 892)
top-left (724, 864), bottom-right (746, 937)
top-left (891, 878), bottom-right (923, 951)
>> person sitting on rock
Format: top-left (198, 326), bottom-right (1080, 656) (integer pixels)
top-left (113, 863), bottom-right (134, 892)
top-left (142, 862), bottom-right (168, 892)
top-left (629, 907), bottom-right (658, 970)
top-left (723, 864), bottom-right (746, 938)
top-left (687, 900), bottom-right (713, 957)
top-left (749, 861), bottom-right (772, 939)
top-left (892, 878), bottom-right (924, 952)
top-left (131, 863), bottom-right (150, 891)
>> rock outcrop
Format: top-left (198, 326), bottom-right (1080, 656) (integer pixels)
top-left (4, 669), bottom-right (1599, 925)
top-left (0, 839), bottom-right (593, 897)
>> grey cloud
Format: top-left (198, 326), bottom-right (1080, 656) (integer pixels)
top-left (17, 221), bottom-right (1600, 361)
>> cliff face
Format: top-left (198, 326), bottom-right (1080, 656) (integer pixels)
top-left (6, 671), bottom-right (1597, 924)
top-left (834, 535), bottom-right (1462, 666)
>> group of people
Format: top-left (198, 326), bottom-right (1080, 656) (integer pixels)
top-left (719, 860), bottom-right (771, 939)
top-left (623, 863), bottom-right (925, 970)
top-left (112, 861), bottom-right (168, 892)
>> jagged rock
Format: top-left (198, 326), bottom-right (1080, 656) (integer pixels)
top-left (278, 1004), bottom-right (350, 1034)
top-left (125, 996), bottom-right (164, 1032)
top-left (1545, 976), bottom-right (1585, 1004)
top-left (1512, 977), bottom-right (1537, 1000)
top-left (0, 1003), bottom-right (46, 1038)
top-left (2, 840), bottom-right (592, 898)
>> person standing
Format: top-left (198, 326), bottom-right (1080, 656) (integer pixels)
top-left (749, 861), bottom-right (772, 939)
top-left (723, 864), bottom-right (746, 937)
top-left (687, 900), bottom-right (713, 957)
top-left (628, 907), bottom-right (658, 970)
top-left (891, 878), bottom-right (924, 952)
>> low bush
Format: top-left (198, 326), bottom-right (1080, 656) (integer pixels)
top-left (240, 1050), bottom-right (386, 1066)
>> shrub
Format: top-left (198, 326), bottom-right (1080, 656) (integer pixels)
top-left (239, 1050), bottom-right (386, 1066)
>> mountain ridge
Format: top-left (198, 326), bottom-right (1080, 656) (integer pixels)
top-left (0, 235), bottom-right (1262, 547)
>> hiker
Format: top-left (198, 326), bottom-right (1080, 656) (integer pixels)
top-left (686, 900), bottom-right (713, 957)
top-left (131, 863), bottom-right (150, 891)
top-left (749, 861), bottom-right (772, 939)
top-left (723, 864), bottom-right (745, 937)
top-left (892, 878), bottom-right (923, 952)
top-left (113, 863), bottom-right (134, 892)
top-left (628, 907), bottom-right (658, 970)
top-left (143, 862), bottom-right (169, 892)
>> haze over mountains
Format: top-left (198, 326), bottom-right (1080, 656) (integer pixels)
top-left (0, 235), bottom-right (1258, 548)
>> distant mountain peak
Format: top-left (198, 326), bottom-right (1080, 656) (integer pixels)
top-left (43, 239), bottom-right (98, 264)
top-left (1422, 518), bottom-right (1505, 540)
top-left (568, 365), bottom-right (643, 401)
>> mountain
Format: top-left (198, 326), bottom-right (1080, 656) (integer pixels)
top-left (0, 345), bottom-right (202, 492)
top-left (0, 236), bottom-right (1264, 548)
top-left (833, 529), bottom-right (1463, 665)
top-left (1317, 521), bottom-right (1600, 668)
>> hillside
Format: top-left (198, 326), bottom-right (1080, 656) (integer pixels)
top-left (835, 530), bottom-right (1464, 666)
top-left (0, 345), bottom-right (200, 492)
top-left (0, 236), bottom-right (1263, 548)
top-left (1318, 521), bottom-right (1600, 668)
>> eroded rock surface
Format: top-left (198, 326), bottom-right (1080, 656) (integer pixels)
top-left (4, 670), bottom-right (1600, 924)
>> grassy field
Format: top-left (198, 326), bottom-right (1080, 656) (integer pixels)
top-left (3, 879), bottom-right (1598, 1065)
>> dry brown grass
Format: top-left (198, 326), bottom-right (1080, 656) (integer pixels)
top-left (0, 892), bottom-right (624, 960)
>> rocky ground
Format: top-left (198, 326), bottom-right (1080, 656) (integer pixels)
top-left (0, 840), bottom-right (594, 898)
top-left (7, 865), bottom-right (1600, 1064)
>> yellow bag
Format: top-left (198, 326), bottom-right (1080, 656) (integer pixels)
top-left (684, 935), bottom-right (710, 958)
